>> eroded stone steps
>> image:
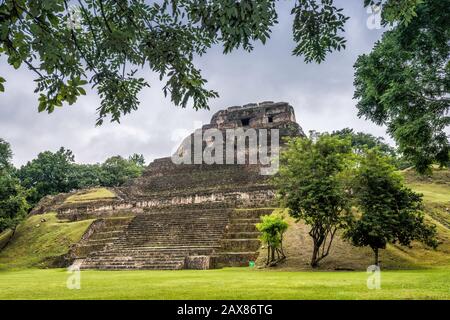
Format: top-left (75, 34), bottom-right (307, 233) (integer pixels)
top-left (220, 239), bottom-right (261, 252)
top-left (80, 209), bottom-right (231, 269)
top-left (224, 232), bottom-right (261, 239)
top-left (214, 252), bottom-right (260, 268)
top-left (78, 208), bottom-right (271, 269)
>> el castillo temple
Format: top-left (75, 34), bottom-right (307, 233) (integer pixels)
top-left (31, 101), bottom-right (305, 269)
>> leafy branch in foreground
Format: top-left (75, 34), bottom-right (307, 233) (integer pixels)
top-left (354, 0), bottom-right (450, 173)
top-left (0, 0), bottom-right (419, 124)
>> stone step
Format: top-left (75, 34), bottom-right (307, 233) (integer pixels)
top-left (224, 232), bottom-right (261, 239)
top-left (88, 256), bottom-right (190, 262)
top-left (75, 207), bottom-right (265, 270)
top-left (227, 223), bottom-right (258, 232)
top-left (229, 209), bottom-right (273, 219)
top-left (89, 231), bottom-right (125, 240)
top-left (230, 218), bottom-right (260, 224)
top-left (215, 252), bottom-right (259, 268)
top-left (220, 239), bottom-right (261, 252)
top-left (95, 245), bottom-right (220, 252)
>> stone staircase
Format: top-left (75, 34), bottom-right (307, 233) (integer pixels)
top-left (216, 209), bottom-right (269, 267)
top-left (77, 208), bottom-right (273, 270)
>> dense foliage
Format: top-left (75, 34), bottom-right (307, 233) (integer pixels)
top-left (331, 128), bottom-right (413, 170)
top-left (15, 144), bottom-right (146, 205)
top-left (18, 147), bottom-right (77, 204)
top-left (331, 128), bottom-right (396, 157)
top-left (256, 213), bottom-right (288, 267)
top-left (0, 139), bottom-right (29, 235)
top-left (274, 134), bottom-right (354, 267)
top-left (344, 149), bottom-right (438, 265)
top-left (100, 155), bottom-right (145, 187)
top-left (354, 0), bottom-right (450, 173)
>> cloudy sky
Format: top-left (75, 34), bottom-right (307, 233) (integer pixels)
top-left (0, 1), bottom-right (392, 167)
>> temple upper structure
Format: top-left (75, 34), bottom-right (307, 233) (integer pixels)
top-left (203, 101), bottom-right (305, 136)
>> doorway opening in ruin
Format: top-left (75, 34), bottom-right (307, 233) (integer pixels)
top-left (268, 116), bottom-right (273, 123)
top-left (241, 118), bottom-right (250, 126)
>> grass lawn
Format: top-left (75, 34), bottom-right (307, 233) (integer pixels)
top-left (64, 188), bottom-right (116, 203)
top-left (0, 267), bottom-right (449, 300)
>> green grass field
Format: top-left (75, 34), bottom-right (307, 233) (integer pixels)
top-left (0, 267), bottom-right (449, 300)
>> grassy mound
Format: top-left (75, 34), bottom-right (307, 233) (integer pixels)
top-left (0, 213), bottom-right (93, 269)
top-left (64, 188), bottom-right (116, 204)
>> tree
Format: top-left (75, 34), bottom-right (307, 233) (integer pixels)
top-left (331, 128), bottom-right (414, 169)
top-left (344, 149), bottom-right (438, 266)
top-left (275, 134), bottom-right (354, 267)
top-left (0, 172), bottom-right (29, 235)
top-left (0, 138), bottom-right (13, 171)
top-left (100, 155), bottom-right (143, 187)
top-left (331, 128), bottom-right (396, 157)
top-left (68, 163), bottom-right (103, 189)
top-left (354, 0), bottom-right (450, 174)
top-left (0, 0), bottom-right (419, 125)
top-left (18, 147), bottom-right (76, 204)
top-left (128, 153), bottom-right (146, 167)
top-left (256, 213), bottom-right (288, 267)
top-left (0, 138), bottom-right (29, 246)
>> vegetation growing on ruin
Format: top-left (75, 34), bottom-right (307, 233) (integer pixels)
top-left (0, 213), bottom-right (93, 269)
top-left (64, 188), bottom-right (116, 204)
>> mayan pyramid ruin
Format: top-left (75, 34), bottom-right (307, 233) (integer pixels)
top-left (32, 101), bottom-right (305, 269)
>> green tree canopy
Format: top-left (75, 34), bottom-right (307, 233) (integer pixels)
top-left (0, 138), bottom-right (13, 171)
top-left (331, 127), bottom-right (396, 157)
top-left (128, 153), bottom-right (146, 167)
top-left (0, 138), bottom-right (29, 235)
top-left (17, 147), bottom-right (76, 204)
top-left (100, 155), bottom-right (144, 187)
top-left (275, 134), bottom-right (354, 267)
top-left (354, 0), bottom-right (450, 174)
top-left (68, 163), bottom-right (104, 189)
top-left (0, 0), bottom-right (421, 125)
top-left (344, 149), bottom-right (438, 266)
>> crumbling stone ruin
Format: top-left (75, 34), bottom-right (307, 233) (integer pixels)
top-left (33, 102), bottom-right (305, 269)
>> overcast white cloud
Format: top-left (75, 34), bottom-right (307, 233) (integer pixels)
top-left (0, 1), bottom-right (393, 167)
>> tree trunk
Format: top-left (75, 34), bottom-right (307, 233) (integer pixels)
top-left (310, 244), bottom-right (320, 268)
top-left (270, 245), bottom-right (275, 262)
top-left (373, 247), bottom-right (379, 266)
top-left (0, 227), bottom-right (16, 251)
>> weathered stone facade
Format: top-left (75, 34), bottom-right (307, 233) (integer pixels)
top-left (34, 102), bottom-right (305, 270)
